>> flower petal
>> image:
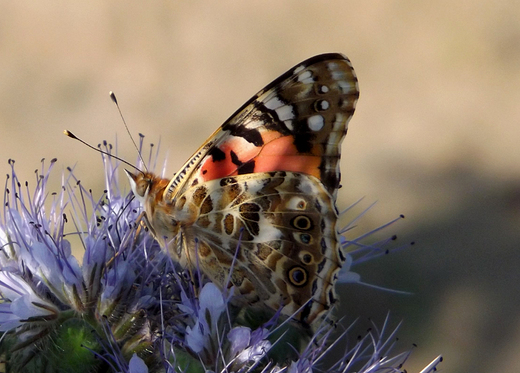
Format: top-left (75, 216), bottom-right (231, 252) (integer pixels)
top-left (228, 326), bottom-right (251, 357)
top-left (129, 353), bottom-right (149, 373)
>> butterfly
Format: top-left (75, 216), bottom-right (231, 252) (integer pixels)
top-left (126, 53), bottom-right (359, 325)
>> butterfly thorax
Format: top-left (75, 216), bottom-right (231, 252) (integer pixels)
top-left (126, 171), bottom-right (198, 262)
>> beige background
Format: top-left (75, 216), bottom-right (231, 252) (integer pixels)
top-left (1, 1), bottom-right (519, 372)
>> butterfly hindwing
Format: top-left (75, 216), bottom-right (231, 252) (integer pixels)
top-left (181, 171), bottom-right (343, 323)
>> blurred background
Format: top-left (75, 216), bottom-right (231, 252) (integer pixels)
top-left (1, 1), bottom-right (519, 372)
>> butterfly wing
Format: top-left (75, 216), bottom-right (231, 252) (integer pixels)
top-left (180, 171), bottom-right (344, 324)
top-left (164, 53), bottom-right (359, 201)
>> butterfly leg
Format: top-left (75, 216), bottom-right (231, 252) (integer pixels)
top-left (134, 211), bottom-right (151, 238)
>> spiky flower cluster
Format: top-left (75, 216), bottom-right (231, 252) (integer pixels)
top-left (0, 143), bottom-right (442, 373)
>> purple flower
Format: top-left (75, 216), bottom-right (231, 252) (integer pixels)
top-left (0, 142), bottom-right (442, 373)
top-left (129, 354), bottom-right (149, 373)
top-left (228, 326), bottom-right (271, 365)
top-left (0, 271), bottom-right (59, 331)
top-left (185, 283), bottom-right (226, 354)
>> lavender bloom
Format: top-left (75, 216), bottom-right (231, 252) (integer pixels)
top-left (129, 354), bottom-right (149, 373)
top-left (0, 145), bottom-right (442, 373)
top-left (0, 271), bottom-right (59, 331)
top-left (184, 282), bottom-right (227, 354)
top-left (228, 326), bottom-right (270, 365)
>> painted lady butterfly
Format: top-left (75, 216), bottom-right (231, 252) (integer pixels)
top-left (126, 53), bottom-right (359, 325)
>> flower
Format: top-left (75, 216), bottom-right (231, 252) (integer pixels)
top-left (0, 142), bottom-right (442, 373)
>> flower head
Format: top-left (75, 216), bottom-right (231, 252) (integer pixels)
top-left (0, 142), bottom-right (442, 373)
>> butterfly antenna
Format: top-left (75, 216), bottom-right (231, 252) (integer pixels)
top-left (109, 91), bottom-right (149, 172)
top-left (63, 130), bottom-right (143, 174)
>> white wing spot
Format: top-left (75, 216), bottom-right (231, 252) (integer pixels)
top-left (245, 118), bottom-right (269, 130)
top-left (287, 197), bottom-right (307, 210)
top-left (331, 70), bottom-right (346, 80)
top-left (308, 115), bottom-right (324, 131)
top-left (253, 218), bottom-right (282, 242)
top-left (328, 62), bottom-right (347, 80)
top-left (264, 96), bottom-right (284, 110)
top-left (244, 179), bottom-right (265, 195)
top-left (293, 65), bottom-right (305, 74)
top-left (284, 120), bottom-right (294, 131)
top-left (298, 71), bottom-right (314, 84)
top-left (275, 105), bottom-right (295, 121)
top-left (319, 85), bottom-right (329, 93)
top-left (338, 80), bottom-right (354, 94)
top-left (318, 100), bottom-right (330, 110)
top-left (298, 177), bottom-right (324, 196)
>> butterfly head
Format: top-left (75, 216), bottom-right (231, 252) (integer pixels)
top-left (125, 169), bottom-right (169, 205)
top-left (125, 169), bottom-right (151, 203)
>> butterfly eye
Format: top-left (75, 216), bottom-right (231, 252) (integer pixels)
top-left (288, 266), bottom-right (308, 287)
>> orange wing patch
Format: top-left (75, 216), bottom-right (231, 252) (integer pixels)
top-left (199, 131), bottom-right (322, 183)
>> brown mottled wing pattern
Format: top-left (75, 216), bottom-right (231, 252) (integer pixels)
top-left (180, 172), bottom-right (343, 324)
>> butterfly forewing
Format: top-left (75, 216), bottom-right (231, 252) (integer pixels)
top-left (164, 53), bottom-right (358, 201)
top-left (129, 53), bottom-right (359, 326)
